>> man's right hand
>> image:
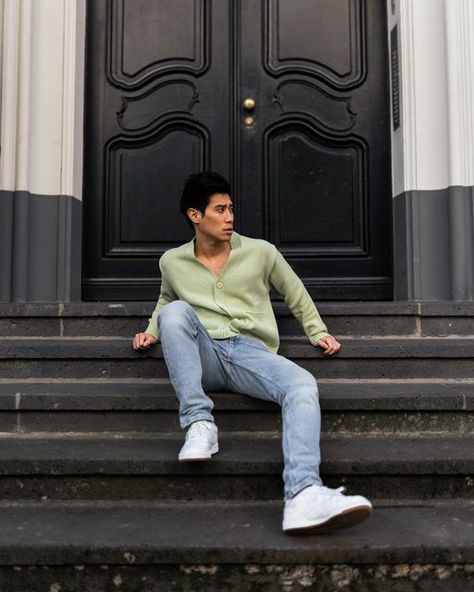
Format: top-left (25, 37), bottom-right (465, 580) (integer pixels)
top-left (132, 332), bottom-right (157, 350)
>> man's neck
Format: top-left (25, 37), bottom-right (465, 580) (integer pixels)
top-left (193, 233), bottom-right (232, 260)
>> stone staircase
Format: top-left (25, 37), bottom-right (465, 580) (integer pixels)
top-left (0, 302), bottom-right (473, 591)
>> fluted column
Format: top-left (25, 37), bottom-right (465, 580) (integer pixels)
top-left (390, 0), bottom-right (474, 300)
top-left (0, 0), bottom-right (86, 301)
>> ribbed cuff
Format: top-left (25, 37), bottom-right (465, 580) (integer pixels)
top-left (144, 323), bottom-right (159, 339)
top-left (309, 331), bottom-right (330, 345)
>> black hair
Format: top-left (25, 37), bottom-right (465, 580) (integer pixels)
top-left (179, 171), bottom-right (231, 230)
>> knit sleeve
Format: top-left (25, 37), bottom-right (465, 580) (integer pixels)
top-left (268, 247), bottom-right (330, 345)
top-left (144, 255), bottom-right (178, 339)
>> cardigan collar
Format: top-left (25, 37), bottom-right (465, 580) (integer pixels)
top-left (187, 232), bottom-right (242, 279)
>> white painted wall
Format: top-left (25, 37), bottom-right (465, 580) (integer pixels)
top-left (0, 0), bottom-right (4, 118)
top-left (389, 0), bottom-right (474, 196)
top-left (0, 0), bottom-right (86, 199)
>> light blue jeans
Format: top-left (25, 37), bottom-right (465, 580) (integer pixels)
top-left (158, 300), bottom-right (323, 500)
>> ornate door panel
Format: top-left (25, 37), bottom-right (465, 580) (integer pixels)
top-left (83, 0), bottom-right (392, 300)
top-left (237, 0), bottom-right (392, 298)
top-left (83, 0), bottom-right (230, 299)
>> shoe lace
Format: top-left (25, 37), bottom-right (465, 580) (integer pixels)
top-left (317, 485), bottom-right (347, 496)
top-left (186, 421), bottom-right (213, 441)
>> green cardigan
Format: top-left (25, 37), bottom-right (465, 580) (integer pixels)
top-left (145, 232), bottom-right (329, 353)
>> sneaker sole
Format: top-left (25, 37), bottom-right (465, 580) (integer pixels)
top-left (283, 505), bottom-right (373, 535)
top-left (178, 443), bottom-right (219, 462)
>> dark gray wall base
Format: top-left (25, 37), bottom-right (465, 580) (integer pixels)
top-left (394, 187), bottom-right (474, 300)
top-left (0, 191), bottom-right (82, 302)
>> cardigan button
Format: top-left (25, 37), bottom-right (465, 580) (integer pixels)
top-left (216, 282), bottom-right (223, 289)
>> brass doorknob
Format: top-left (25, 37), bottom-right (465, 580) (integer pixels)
top-left (243, 98), bottom-right (256, 110)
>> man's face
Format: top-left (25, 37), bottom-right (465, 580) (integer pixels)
top-left (190, 193), bottom-right (234, 241)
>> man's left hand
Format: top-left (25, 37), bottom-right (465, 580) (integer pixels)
top-left (317, 335), bottom-right (341, 356)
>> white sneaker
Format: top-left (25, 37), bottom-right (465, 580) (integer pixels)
top-left (283, 485), bottom-right (372, 534)
top-left (178, 420), bottom-right (219, 462)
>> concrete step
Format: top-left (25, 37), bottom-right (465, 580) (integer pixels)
top-left (1, 301), bottom-right (474, 338)
top-left (0, 433), bottom-right (471, 501)
top-left (1, 303), bottom-right (472, 592)
top-left (1, 337), bottom-right (474, 379)
top-left (0, 499), bottom-right (471, 591)
top-left (0, 379), bottom-right (472, 434)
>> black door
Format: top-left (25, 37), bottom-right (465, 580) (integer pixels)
top-left (83, 0), bottom-right (392, 300)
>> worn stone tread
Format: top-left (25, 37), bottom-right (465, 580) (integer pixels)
top-left (0, 379), bottom-right (473, 411)
top-left (0, 433), bottom-right (471, 475)
top-left (0, 499), bottom-right (471, 565)
top-left (2, 300), bottom-right (474, 317)
top-left (0, 301), bottom-right (428, 317)
top-left (1, 337), bottom-right (474, 358)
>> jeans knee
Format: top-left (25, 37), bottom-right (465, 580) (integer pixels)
top-left (158, 301), bottom-right (195, 331)
top-left (285, 370), bottom-right (319, 406)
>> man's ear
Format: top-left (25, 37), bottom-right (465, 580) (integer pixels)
top-left (187, 208), bottom-right (201, 225)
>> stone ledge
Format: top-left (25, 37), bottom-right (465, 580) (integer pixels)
top-left (0, 379), bottom-right (472, 411)
top-left (1, 301), bottom-right (474, 317)
top-left (0, 434), bottom-right (471, 476)
top-left (0, 499), bottom-right (471, 565)
top-left (1, 337), bottom-right (474, 359)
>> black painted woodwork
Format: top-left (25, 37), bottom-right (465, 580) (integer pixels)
top-left (83, 0), bottom-right (392, 300)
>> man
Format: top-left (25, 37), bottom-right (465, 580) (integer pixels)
top-left (133, 171), bottom-right (372, 534)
